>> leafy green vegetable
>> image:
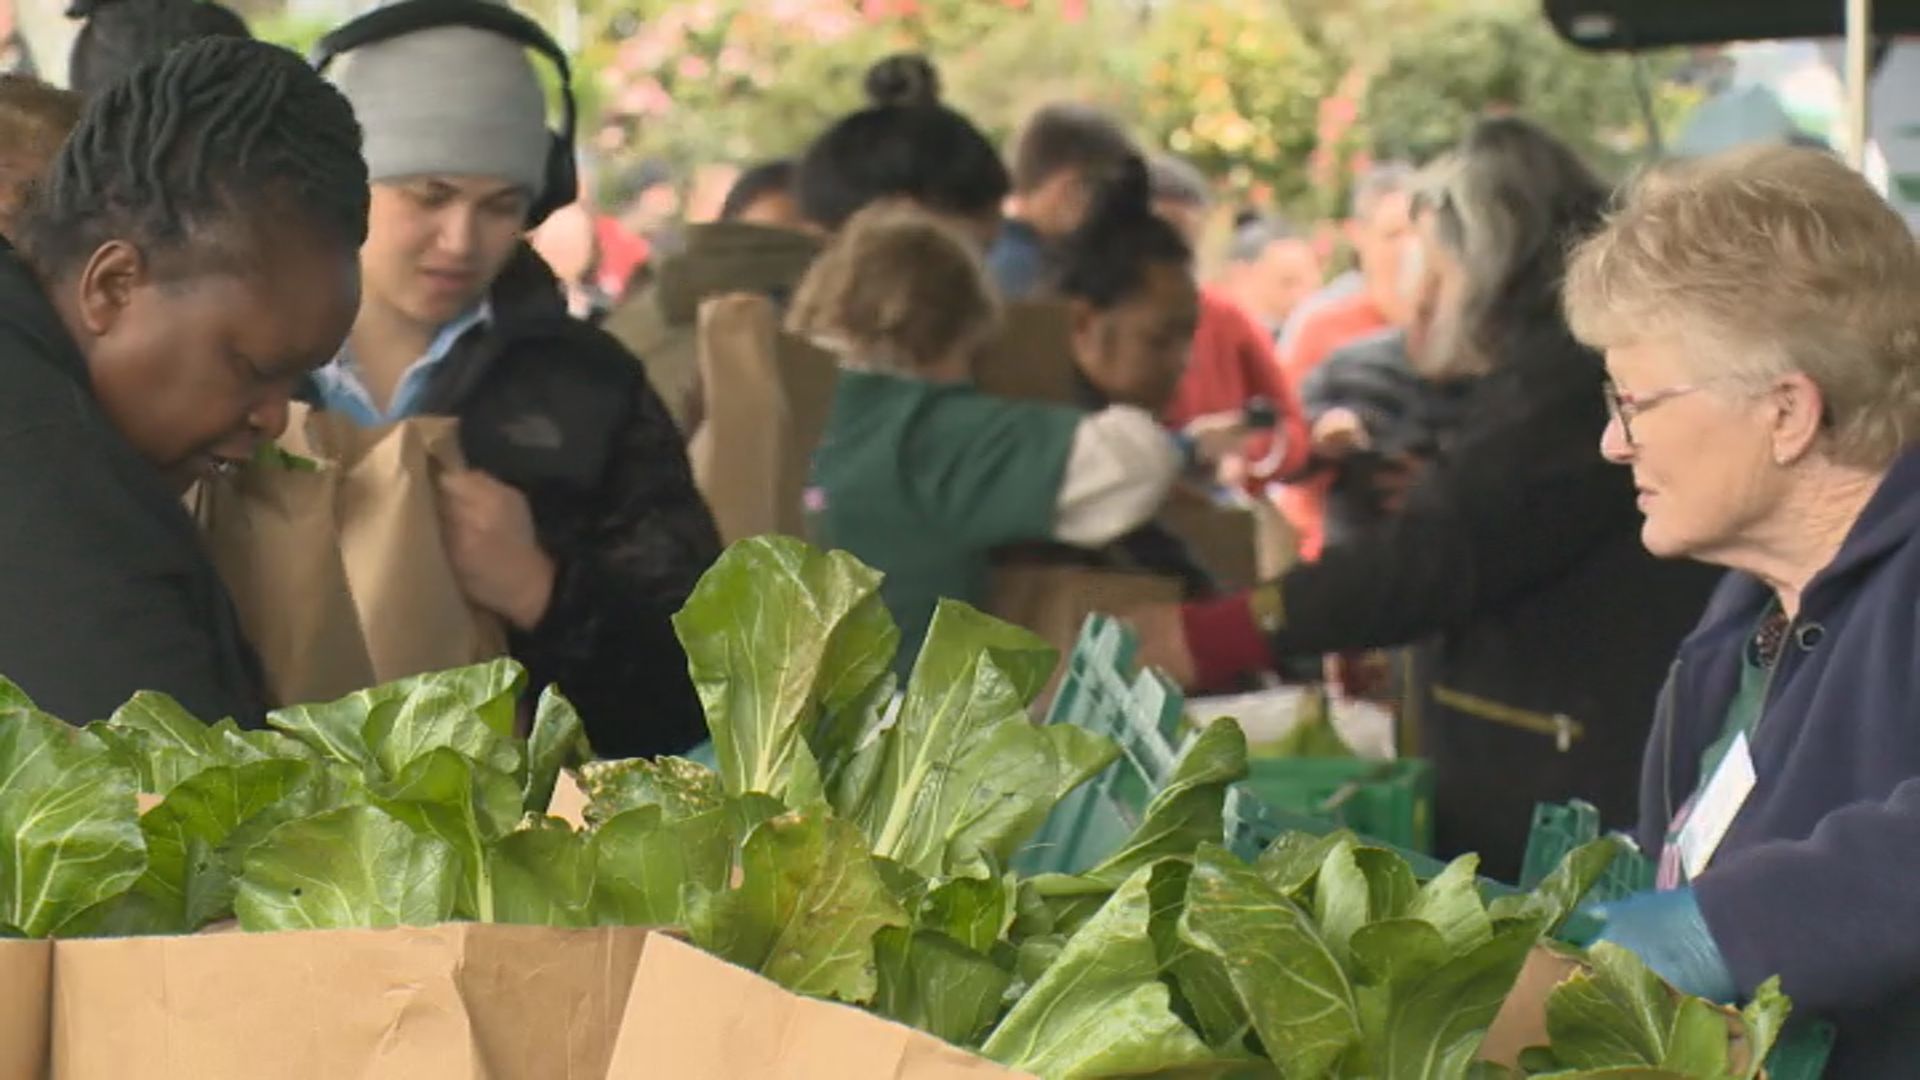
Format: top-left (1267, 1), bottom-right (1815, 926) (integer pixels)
top-left (1179, 844), bottom-right (1359, 1076)
top-left (251, 441), bottom-right (321, 472)
top-left (672, 537), bottom-right (900, 804)
top-left (369, 747), bottom-right (521, 921)
top-left (93, 692), bottom-right (224, 794)
top-left (523, 687), bottom-right (586, 814)
top-left (1262, 692), bottom-right (1355, 759)
top-left (1522, 944), bottom-right (1791, 1079)
top-left (578, 755), bottom-right (725, 827)
top-left (984, 861), bottom-right (1219, 1078)
top-left (688, 807), bottom-right (907, 1003)
top-left (235, 805), bottom-right (458, 930)
top-left (488, 820), bottom-right (595, 928)
top-left (128, 758), bottom-right (317, 931)
top-left (843, 601), bottom-right (1093, 879)
top-left (0, 705), bottom-right (146, 936)
top-left (873, 926), bottom-right (1013, 1047)
top-left (590, 804), bottom-right (733, 926)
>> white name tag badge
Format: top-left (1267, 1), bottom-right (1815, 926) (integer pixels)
top-left (1678, 732), bottom-right (1758, 881)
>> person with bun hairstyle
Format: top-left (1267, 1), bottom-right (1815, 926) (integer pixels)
top-left (66, 0), bottom-right (251, 100)
top-left (796, 201), bottom-right (1179, 675)
top-left (794, 54), bottom-right (1010, 249)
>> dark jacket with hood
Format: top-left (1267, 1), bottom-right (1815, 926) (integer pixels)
top-left (1635, 447), bottom-right (1920, 1077)
top-left (0, 245), bottom-right (267, 725)
top-left (303, 246), bottom-right (721, 760)
top-left (1197, 318), bottom-right (1723, 879)
top-left (603, 221), bottom-right (822, 434)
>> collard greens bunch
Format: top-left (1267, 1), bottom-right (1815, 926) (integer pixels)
top-left (0, 537), bottom-right (1790, 1080)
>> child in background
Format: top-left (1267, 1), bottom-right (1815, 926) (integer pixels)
top-left (797, 201), bottom-right (1179, 673)
top-left (0, 75), bottom-right (80, 239)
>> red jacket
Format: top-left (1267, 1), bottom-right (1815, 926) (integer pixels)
top-left (1165, 289), bottom-right (1311, 492)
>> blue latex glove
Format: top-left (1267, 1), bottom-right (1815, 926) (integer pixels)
top-left (1585, 886), bottom-right (1738, 1003)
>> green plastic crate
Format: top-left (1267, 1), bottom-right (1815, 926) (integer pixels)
top-left (1016, 615), bottom-right (1186, 876)
top-left (1519, 801), bottom-right (1833, 1080)
top-left (1238, 756), bottom-right (1434, 854)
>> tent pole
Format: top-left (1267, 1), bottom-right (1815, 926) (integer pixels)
top-left (1847, 0), bottom-right (1873, 169)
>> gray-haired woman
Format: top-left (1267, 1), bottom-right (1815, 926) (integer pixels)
top-left (1567, 145), bottom-right (1920, 1078)
top-left (1134, 118), bottom-right (1724, 878)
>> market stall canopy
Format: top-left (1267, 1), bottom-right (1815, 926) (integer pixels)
top-left (1545, 0), bottom-right (1920, 50)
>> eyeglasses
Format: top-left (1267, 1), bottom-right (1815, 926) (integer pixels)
top-left (1602, 379), bottom-right (1703, 449)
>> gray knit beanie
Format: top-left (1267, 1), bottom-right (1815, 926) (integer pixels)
top-left (330, 24), bottom-right (549, 199)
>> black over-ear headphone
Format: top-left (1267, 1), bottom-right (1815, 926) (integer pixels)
top-left (311, 0), bottom-right (579, 227)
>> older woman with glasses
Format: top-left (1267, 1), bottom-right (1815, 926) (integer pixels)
top-left (1564, 146), bottom-right (1920, 1077)
top-left (1132, 117), bottom-right (1724, 879)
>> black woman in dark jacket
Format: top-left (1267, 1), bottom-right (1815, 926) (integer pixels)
top-left (1134, 120), bottom-right (1724, 878)
top-left (312, 13), bottom-right (718, 759)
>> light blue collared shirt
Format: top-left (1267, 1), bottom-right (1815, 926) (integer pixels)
top-left (309, 303), bottom-right (492, 426)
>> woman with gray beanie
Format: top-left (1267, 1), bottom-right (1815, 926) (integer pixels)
top-left (305, 0), bottom-right (720, 760)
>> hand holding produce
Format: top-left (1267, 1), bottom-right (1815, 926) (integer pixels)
top-left (436, 466), bottom-right (555, 629)
top-left (1586, 886), bottom-right (1738, 1004)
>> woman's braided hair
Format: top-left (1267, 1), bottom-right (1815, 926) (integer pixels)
top-left (67, 0), bottom-right (252, 100)
top-left (18, 36), bottom-right (368, 282)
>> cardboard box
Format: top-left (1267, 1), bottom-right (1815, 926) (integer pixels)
top-left (607, 934), bottom-right (1029, 1079)
top-left (50, 924), bottom-right (651, 1080)
top-left (0, 938), bottom-right (50, 1080)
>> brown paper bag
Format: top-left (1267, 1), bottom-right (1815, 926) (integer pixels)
top-left (285, 408), bottom-right (509, 686)
top-left (975, 300), bottom-right (1079, 405)
top-left (51, 924), bottom-right (652, 1080)
top-left (606, 934), bottom-right (1029, 1079)
top-left (989, 564), bottom-right (1182, 705)
top-left (0, 938), bottom-right (50, 1080)
top-left (193, 464), bottom-right (376, 707)
top-left (690, 293), bottom-right (789, 544)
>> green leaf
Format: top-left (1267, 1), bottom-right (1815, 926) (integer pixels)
top-left (1659, 997), bottom-right (1735, 1076)
top-left (364, 685), bottom-right (523, 785)
top-left (1076, 718), bottom-right (1250, 889)
top-left (873, 926), bottom-right (1013, 1048)
top-left (1255, 828), bottom-right (1354, 901)
top-left (848, 602), bottom-right (1083, 878)
top-left (489, 820), bottom-right (596, 927)
top-left (687, 807), bottom-right (906, 1002)
top-left (1488, 838), bottom-right (1623, 937)
top-left (266, 660), bottom-right (527, 774)
top-left (672, 537), bottom-right (900, 803)
top-left (1536, 943), bottom-right (1675, 1071)
top-left (206, 720), bottom-right (317, 766)
top-left (1354, 846), bottom-right (1420, 922)
top-left (135, 759), bottom-right (316, 929)
top-left (1347, 918), bottom-right (1452, 988)
top-left (523, 686), bottom-right (586, 815)
top-left (0, 707), bottom-right (145, 937)
top-left (920, 874), bottom-right (1014, 954)
top-left (97, 692), bottom-right (215, 794)
top-left (578, 755), bottom-right (725, 828)
top-left (0, 677), bottom-right (32, 710)
top-left (1178, 844), bottom-right (1359, 1076)
top-left (1736, 978), bottom-right (1791, 1080)
top-left (369, 748), bottom-right (522, 921)
top-left (1314, 839), bottom-right (1371, 965)
top-left (984, 862), bottom-right (1219, 1079)
top-left (235, 805), bottom-right (457, 930)
top-left (267, 693), bottom-right (379, 769)
top-left (1373, 917), bottom-right (1546, 1078)
top-left (1409, 853), bottom-right (1493, 953)
top-left (390, 660), bottom-right (526, 741)
top-left (590, 804), bottom-right (733, 926)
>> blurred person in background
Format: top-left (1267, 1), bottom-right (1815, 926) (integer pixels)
top-left (529, 201), bottom-right (610, 323)
top-left (1566, 146), bottom-right (1920, 1078)
top-left (313, 2), bottom-right (718, 759)
top-left (1131, 119), bottom-right (1723, 879)
top-left (0, 39), bottom-right (363, 725)
top-left (795, 54), bottom-right (1009, 251)
top-left (0, 74), bottom-right (79, 238)
top-left (1145, 153), bottom-right (1312, 498)
top-left (1279, 162), bottom-right (1416, 384)
top-left (800, 200), bottom-right (1178, 674)
top-left (66, 0), bottom-right (249, 100)
top-left (1216, 213), bottom-right (1323, 345)
top-left (605, 157), bottom-right (819, 434)
top-left (989, 101), bottom-right (1138, 299)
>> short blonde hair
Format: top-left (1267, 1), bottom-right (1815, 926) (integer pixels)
top-left (1566, 145), bottom-right (1920, 467)
top-left (785, 200), bottom-right (999, 372)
